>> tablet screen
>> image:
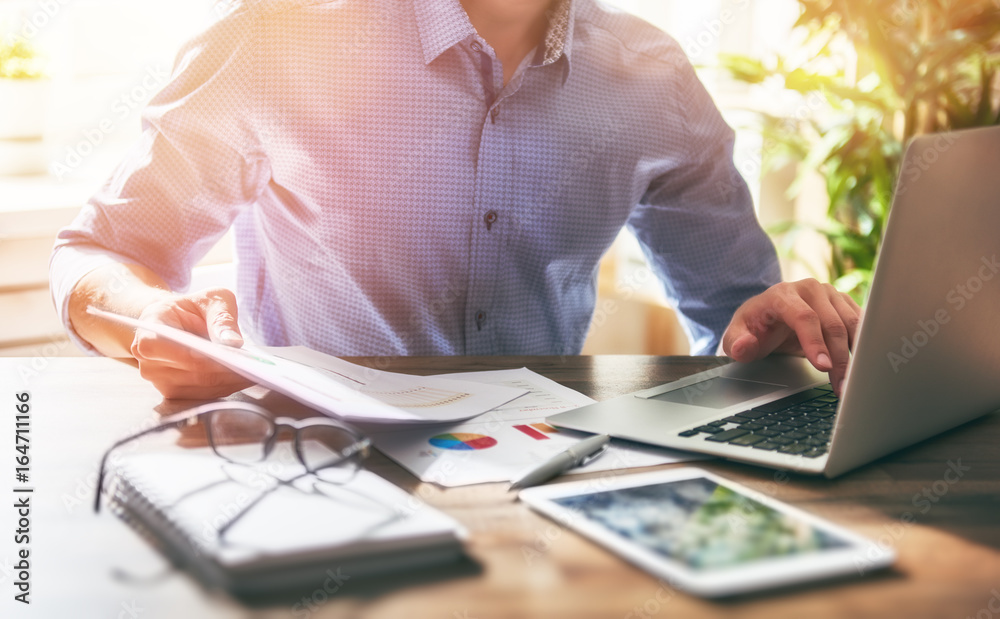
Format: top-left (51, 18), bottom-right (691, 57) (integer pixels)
top-left (552, 477), bottom-right (852, 571)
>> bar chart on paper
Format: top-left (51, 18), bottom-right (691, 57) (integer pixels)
top-left (513, 423), bottom-right (560, 440)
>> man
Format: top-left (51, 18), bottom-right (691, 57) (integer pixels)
top-left (51, 0), bottom-right (858, 400)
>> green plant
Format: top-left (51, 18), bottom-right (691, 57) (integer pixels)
top-left (0, 36), bottom-right (45, 79)
top-left (721, 0), bottom-right (1000, 302)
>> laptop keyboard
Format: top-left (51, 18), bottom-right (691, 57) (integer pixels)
top-left (677, 385), bottom-right (838, 458)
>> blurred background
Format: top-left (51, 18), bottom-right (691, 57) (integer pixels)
top-left (0, 0), bottom-right (997, 358)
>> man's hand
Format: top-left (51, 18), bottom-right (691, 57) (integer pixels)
top-left (131, 288), bottom-right (254, 399)
top-left (68, 264), bottom-right (253, 400)
top-left (722, 279), bottom-right (861, 395)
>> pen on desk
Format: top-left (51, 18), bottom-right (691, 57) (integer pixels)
top-left (510, 433), bottom-right (611, 490)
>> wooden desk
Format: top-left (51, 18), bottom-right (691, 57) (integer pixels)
top-left (3, 356), bottom-right (997, 619)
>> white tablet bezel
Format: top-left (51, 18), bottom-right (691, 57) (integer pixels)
top-left (519, 467), bottom-right (895, 597)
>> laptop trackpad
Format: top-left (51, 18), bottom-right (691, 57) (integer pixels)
top-left (650, 377), bottom-right (784, 409)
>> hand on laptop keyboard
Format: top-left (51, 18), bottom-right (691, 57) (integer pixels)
top-left (721, 280), bottom-right (860, 396)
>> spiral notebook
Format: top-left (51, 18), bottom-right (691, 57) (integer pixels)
top-left (107, 450), bottom-right (467, 595)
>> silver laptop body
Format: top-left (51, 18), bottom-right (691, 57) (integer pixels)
top-left (548, 125), bottom-right (1000, 477)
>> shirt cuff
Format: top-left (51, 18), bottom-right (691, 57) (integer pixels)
top-left (48, 244), bottom-right (140, 356)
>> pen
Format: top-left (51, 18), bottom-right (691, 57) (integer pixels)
top-left (510, 433), bottom-right (611, 490)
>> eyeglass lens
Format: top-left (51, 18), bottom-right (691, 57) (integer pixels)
top-left (206, 408), bottom-right (274, 463)
top-left (299, 425), bottom-right (363, 483)
top-left (205, 407), bottom-right (362, 481)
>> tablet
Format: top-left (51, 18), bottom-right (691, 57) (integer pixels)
top-left (519, 468), bottom-right (895, 597)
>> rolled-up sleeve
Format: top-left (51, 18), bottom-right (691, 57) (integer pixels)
top-left (49, 8), bottom-right (270, 351)
top-left (626, 54), bottom-right (781, 355)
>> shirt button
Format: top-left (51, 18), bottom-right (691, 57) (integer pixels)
top-left (490, 106), bottom-right (500, 123)
top-left (470, 40), bottom-right (483, 53)
top-left (484, 210), bottom-right (498, 230)
top-left (475, 310), bottom-right (487, 330)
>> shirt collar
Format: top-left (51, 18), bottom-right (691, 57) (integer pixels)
top-left (541, 0), bottom-right (573, 67)
top-left (414, 0), bottom-right (576, 73)
top-left (413, 0), bottom-right (477, 66)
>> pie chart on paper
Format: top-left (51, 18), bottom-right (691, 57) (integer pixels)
top-left (428, 433), bottom-right (498, 451)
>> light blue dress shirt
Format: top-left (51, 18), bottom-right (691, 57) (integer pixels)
top-left (51, 0), bottom-right (780, 356)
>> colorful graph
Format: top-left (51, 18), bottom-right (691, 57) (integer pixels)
top-left (428, 433), bottom-right (498, 451)
top-left (514, 423), bottom-right (561, 440)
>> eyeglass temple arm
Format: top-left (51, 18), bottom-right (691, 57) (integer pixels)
top-left (221, 437), bottom-right (371, 536)
top-left (217, 446), bottom-right (366, 539)
top-left (342, 437), bottom-right (371, 459)
top-left (217, 480), bottom-right (279, 538)
top-left (93, 411), bottom-right (201, 513)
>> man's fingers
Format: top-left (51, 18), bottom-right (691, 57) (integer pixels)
top-left (771, 283), bottom-right (855, 393)
top-left (200, 289), bottom-right (243, 347)
top-left (138, 363), bottom-right (254, 400)
top-left (132, 335), bottom-right (241, 373)
top-left (830, 291), bottom-right (861, 350)
top-left (810, 297), bottom-right (852, 394)
top-left (728, 333), bottom-right (760, 362)
top-left (131, 329), bottom-right (197, 364)
top-left (773, 292), bottom-right (833, 372)
top-left (128, 287), bottom-right (249, 398)
top-left (144, 370), bottom-right (253, 400)
top-left (131, 323), bottom-right (230, 368)
top-left (726, 280), bottom-right (861, 396)
top-left (826, 290), bottom-right (861, 395)
top-left (722, 316), bottom-right (752, 360)
top-left (723, 294), bottom-right (792, 361)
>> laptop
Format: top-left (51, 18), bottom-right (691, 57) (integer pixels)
top-left (548, 125), bottom-right (1000, 477)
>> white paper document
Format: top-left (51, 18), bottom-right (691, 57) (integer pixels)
top-left (87, 308), bottom-right (525, 424)
top-left (368, 368), bottom-right (710, 487)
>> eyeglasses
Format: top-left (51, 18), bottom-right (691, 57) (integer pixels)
top-left (94, 402), bottom-right (371, 516)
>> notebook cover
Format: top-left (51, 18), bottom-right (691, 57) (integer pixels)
top-left (108, 450), bottom-right (467, 593)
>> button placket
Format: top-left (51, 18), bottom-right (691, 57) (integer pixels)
top-left (464, 38), bottom-right (507, 354)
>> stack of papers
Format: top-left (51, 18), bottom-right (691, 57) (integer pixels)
top-left (90, 308), bottom-right (704, 487)
top-left (272, 348), bottom-right (705, 487)
top-left (367, 368), bottom-right (704, 486)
